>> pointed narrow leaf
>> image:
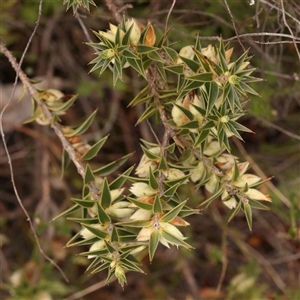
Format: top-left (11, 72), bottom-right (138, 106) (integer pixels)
top-left (61, 149), bottom-right (70, 179)
top-left (153, 194), bottom-right (163, 214)
top-left (122, 49), bottom-right (139, 59)
top-left (136, 105), bottom-right (156, 124)
top-left (82, 135), bottom-right (109, 160)
top-left (162, 46), bottom-right (178, 62)
top-left (160, 200), bottom-right (187, 223)
top-left (158, 156), bottom-right (168, 171)
top-left (148, 51), bottom-right (164, 63)
top-left (199, 187), bottom-right (224, 208)
top-left (90, 262), bottom-right (110, 274)
top-left (186, 72), bottom-right (213, 82)
top-left (100, 178), bottom-right (111, 209)
top-left (149, 168), bottom-right (158, 190)
top-left (244, 203), bottom-right (252, 231)
top-left (93, 153), bottom-right (133, 176)
top-left (149, 230), bottom-right (160, 262)
top-left (82, 223), bottom-right (108, 239)
top-left (96, 202), bottom-right (111, 224)
top-left (207, 82), bottom-right (219, 114)
top-left (110, 226), bottom-right (119, 242)
top-left (161, 230), bottom-right (192, 249)
top-left (178, 55), bottom-right (200, 73)
top-left (64, 110), bottom-right (97, 137)
top-left (156, 62), bottom-right (167, 82)
top-left (164, 65), bottom-right (184, 75)
top-left (52, 204), bottom-right (80, 221)
top-left (109, 166), bottom-right (134, 190)
top-left (128, 84), bottom-right (150, 107)
top-left (84, 164), bottom-right (95, 185)
top-left (127, 196), bottom-right (153, 210)
top-left (71, 198), bottom-right (95, 208)
top-left (136, 45), bottom-right (159, 54)
top-left (174, 103), bottom-right (194, 121)
top-left (227, 198), bottom-right (242, 223)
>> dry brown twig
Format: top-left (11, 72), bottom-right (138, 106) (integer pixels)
top-left (0, 0), bottom-right (69, 282)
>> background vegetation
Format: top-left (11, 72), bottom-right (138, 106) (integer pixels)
top-left (1, 0), bottom-right (299, 299)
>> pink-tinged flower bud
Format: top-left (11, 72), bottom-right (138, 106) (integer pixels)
top-left (43, 89), bottom-right (64, 106)
top-left (233, 174), bottom-right (261, 188)
top-left (144, 22), bottom-right (156, 46)
top-left (176, 45), bottom-right (195, 64)
top-left (125, 18), bottom-right (142, 46)
top-left (203, 141), bottom-right (221, 156)
top-left (201, 44), bottom-right (218, 64)
top-left (215, 154), bottom-right (237, 170)
top-left (130, 182), bottom-right (156, 198)
top-left (170, 216), bottom-right (190, 226)
top-left (130, 208), bottom-right (153, 221)
top-left (190, 161), bottom-right (205, 183)
top-left (225, 47), bottom-right (234, 63)
top-left (88, 240), bottom-right (106, 258)
top-left (135, 147), bottom-right (160, 177)
top-left (136, 225), bottom-right (154, 241)
top-left (162, 168), bottom-right (188, 183)
top-left (205, 173), bottom-right (219, 193)
top-left (245, 188), bottom-right (271, 201)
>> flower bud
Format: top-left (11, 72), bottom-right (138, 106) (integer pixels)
top-left (222, 190), bottom-right (237, 209)
top-left (88, 240), bottom-right (106, 258)
top-left (201, 44), bottom-right (218, 64)
top-left (190, 161), bottom-right (205, 182)
top-left (115, 264), bottom-right (127, 287)
top-left (130, 182), bottom-right (156, 198)
top-left (204, 140), bottom-right (221, 156)
top-left (233, 174), bottom-right (261, 188)
top-left (105, 201), bottom-right (134, 219)
top-left (130, 208), bottom-right (152, 221)
top-left (144, 22), bottom-right (156, 46)
top-left (245, 188), bottom-right (271, 201)
top-left (125, 18), bottom-right (142, 46)
top-left (162, 168), bottom-right (188, 182)
top-left (205, 173), bottom-right (219, 193)
top-left (176, 45), bottom-right (195, 64)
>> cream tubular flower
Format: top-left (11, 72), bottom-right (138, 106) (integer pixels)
top-left (221, 190), bottom-right (237, 209)
top-left (176, 45), bottom-right (195, 64)
top-left (245, 188), bottom-right (271, 201)
top-left (125, 18), bottom-right (142, 46)
top-left (201, 44), bottom-right (218, 64)
top-left (130, 208), bottom-right (153, 221)
top-left (162, 168), bottom-right (188, 183)
top-left (105, 201), bottom-right (134, 219)
top-left (130, 182), bottom-right (156, 197)
top-left (88, 240), bottom-right (106, 258)
top-left (190, 161), bottom-right (205, 183)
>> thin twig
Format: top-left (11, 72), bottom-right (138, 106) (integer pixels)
top-left (253, 115), bottom-right (300, 141)
top-left (259, 0), bottom-right (300, 26)
top-left (104, 0), bottom-right (122, 23)
top-left (63, 276), bottom-right (118, 300)
top-left (225, 32), bottom-right (300, 42)
top-left (0, 0), bottom-right (68, 282)
top-left (280, 0), bottom-right (300, 61)
top-left (223, 0), bottom-right (245, 51)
